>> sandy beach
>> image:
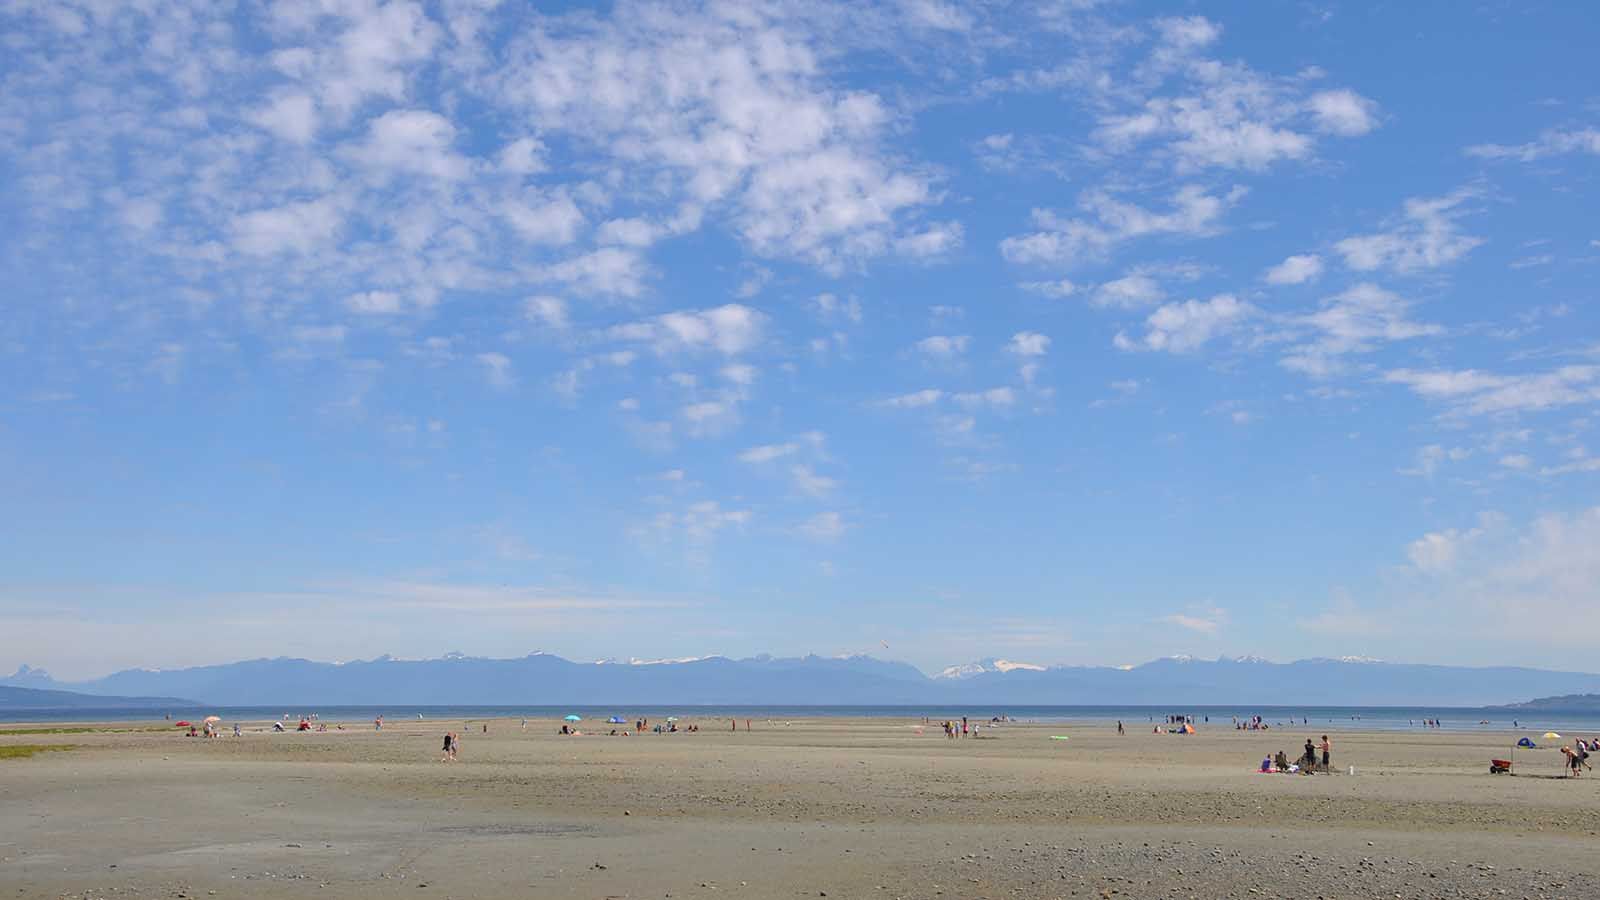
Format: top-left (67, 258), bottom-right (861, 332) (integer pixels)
top-left (4, 716), bottom-right (1598, 899)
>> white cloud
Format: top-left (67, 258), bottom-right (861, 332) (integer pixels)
top-left (1019, 279), bottom-right (1078, 298)
top-left (895, 221), bottom-right (964, 258)
top-left (497, 137), bottom-right (548, 175)
top-left (1384, 366), bottom-right (1600, 416)
top-left (642, 500), bottom-right (751, 546)
top-left (679, 399), bottom-right (740, 437)
top-left (1499, 454), bottom-right (1533, 470)
top-left (915, 335), bottom-right (971, 358)
top-left (1380, 508), bottom-right (1600, 649)
top-left (1401, 444), bottom-right (1470, 478)
top-left (952, 387), bottom-right (1017, 409)
top-left (476, 351), bottom-right (515, 389)
top-left (344, 109), bottom-right (472, 181)
top-left (1279, 283), bottom-right (1441, 378)
top-left (798, 511), bottom-right (847, 541)
top-left (610, 304), bottom-right (765, 357)
top-left (1092, 273), bottom-right (1165, 308)
top-left (1263, 253), bottom-right (1323, 285)
top-left (1114, 294), bottom-right (1254, 353)
top-left (1466, 128), bottom-right (1600, 162)
top-left (789, 464), bottom-right (837, 497)
top-left (597, 217), bottom-right (666, 248)
top-left (499, 4), bottom-right (945, 269)
top-left (885, 389), bottom-right (944, 409)
top-left (812, 292), bottom-right (863, 324)
top-left (249, 92), bottom-right (319, 143)
top-left (1334, 188), bottom-right (1484, 273)
top-left (720, 363), bottom-right (757, 386)
top-left (525, 296), bottom-right (569, 330)
top-left (738, 443), bottom-right (799, 464)
top-left (1408, 528), bottom-right (1475, 572)
top-left (1007, 332), bottom-right (1051, 357)
top-left (544, 248), bottom-right (648, 297)
top-left (346, 290), bottom-right (403, 315)
top-left (1088, 19), bottom-right (1378, 172)
top-left (229, 197), bottom-right (345, 256)
top-left (1162, 605), bottom-right (1227, 635)
top-left (1002, 185), bottom-right (1242, 267)
top-left (1307, 89), bottom-right (1379, 136)
top-left (501, 192), bottom-right (586, 246)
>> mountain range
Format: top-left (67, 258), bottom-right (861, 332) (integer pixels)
top-left (0, 684), bottom-right (196, 710)
top-left (6, 653), bottom-right (1600, 708)
top-left (1492, 694), bottom-right (1600, 712)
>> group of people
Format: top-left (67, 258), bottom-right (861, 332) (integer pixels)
top-left (1562, 742), bottom-right (1592, 776)
top-left (1234, 716), bottom-right (1271, 731)
top-left (939, 717), bottom-right (971, 738)
top-left (1260, 736), bottom-right (1333, 774)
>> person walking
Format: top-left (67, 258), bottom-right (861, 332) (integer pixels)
top-left (1117, 720), bottom-right (1124, 735)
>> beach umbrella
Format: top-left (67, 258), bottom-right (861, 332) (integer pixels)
top-left (665, 716), bottom-right (679, 722)
top-left (174, 721), bottom-right (192, 727)
top-left (203, 716), bottom-right (221, 724)
top-left (1544, 732), bottom-right (1562, 740)
top-left (563, 714), bottom-right (582, 722)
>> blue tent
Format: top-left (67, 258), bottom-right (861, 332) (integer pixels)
top-left (607, 716), bottom-right (626, 724)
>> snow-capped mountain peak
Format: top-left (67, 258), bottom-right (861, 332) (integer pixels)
top-left (934, 658), bottom-right (1047, 679)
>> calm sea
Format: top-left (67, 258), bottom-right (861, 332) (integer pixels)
top-left (5, 704), bottom-right (1600, 733)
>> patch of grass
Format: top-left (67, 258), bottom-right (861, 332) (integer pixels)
top-left (0, 744), bottom-right (76, 760)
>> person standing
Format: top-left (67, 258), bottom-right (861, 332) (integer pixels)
top-left (1320, 735), bottom-right (1331, 770)
top-left (1117, 720), bottom-right (1124, 735)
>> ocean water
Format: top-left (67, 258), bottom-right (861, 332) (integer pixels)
top-left (6, 704), bottom-right (1600, 734)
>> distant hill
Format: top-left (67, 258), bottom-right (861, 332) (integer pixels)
top-left (8, 653), bottom-right (1600, 707)
top-left (1493, 693), bottom-right (1600, 711)
top-left (0, 684), bottom-right (196, 709)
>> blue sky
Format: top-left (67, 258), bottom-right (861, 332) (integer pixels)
top-left (3, 1), bottom-right (1598, 680)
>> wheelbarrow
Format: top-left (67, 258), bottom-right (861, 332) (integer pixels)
top-left (1489, 758), bottom-right (1513, 774)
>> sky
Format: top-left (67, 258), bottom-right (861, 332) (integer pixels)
top-left (2, 0), bottom-right (1598, 681)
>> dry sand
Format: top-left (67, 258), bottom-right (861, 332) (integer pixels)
top-left (3, 715), bottom-right (1598, 899)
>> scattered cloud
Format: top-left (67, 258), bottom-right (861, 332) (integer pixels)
top-left (609, 305), bottom-right (766, 357)
top-left (739, 443), bottom-right (800, 464)
top-left (1384, 365), bottom-right (1600, 416)
top-left (915, 335), bottom-right (971, 359)
top-left (1335, 188), bottom-right (1484, 273)
top-left (1280, 283), bottom-right (1441, 378)
top-left (798, 511), bottom-right (847, 541)
top-left (1466, 127), bottom-right (1600, 162)
top-left (1019, 279), bottom-right (1079, 298)
top-left (1001, 185), bottom-right (1244, 267)
top-left (1401, 444), bottom-right (1470, 479)
top-left (1161, 605), bottom-right (1228, 635)
top-left (476, 352), bottom-right (515, 390)
top-left (1114, 294), bottom-right (1255, 353)
top-left (1092, 273), bottom-right (1165, 309)
top-left (1089, 18), bottom-right (1379, 172)
top-left (1307, 89), bottom-right (1380, 136)
top-left (1263, 253), bottom-right (1323, 285)
top-left (885, 389), bottom-right (945, 409)
top-left (1007, 332), bottom-right (1051, 357)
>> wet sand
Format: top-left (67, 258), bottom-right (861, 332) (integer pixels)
top-left (3, 716), bottom-right (1598, 898)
